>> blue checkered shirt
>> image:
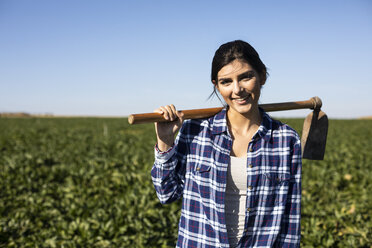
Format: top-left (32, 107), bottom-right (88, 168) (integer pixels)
top-left (151, 109), bottom-right (302, 247)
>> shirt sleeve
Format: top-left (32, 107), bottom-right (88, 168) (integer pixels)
top-left (275, 135), bottom-right (302, 247)
top-left (151, 122), bottom-right (189, 204)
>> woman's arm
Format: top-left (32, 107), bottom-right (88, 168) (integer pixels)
top-left (275, 136), bottom-right (302, 247)
top-left (151, 123), bottom-right (189, 204)
top-left (151, 105), bottom-right (187, 204)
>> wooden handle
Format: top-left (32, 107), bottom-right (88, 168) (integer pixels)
top-left (128, 96), bottom-right (322, 124)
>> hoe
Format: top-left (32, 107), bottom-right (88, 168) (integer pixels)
top-left (128, 96), bottom-right (328, 160)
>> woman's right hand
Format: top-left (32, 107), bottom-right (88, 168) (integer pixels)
top-left (154, 104), bottom-right (184, 152)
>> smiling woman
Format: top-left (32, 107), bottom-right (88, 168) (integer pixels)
top-left (151, 40), bottom-right (302, 248)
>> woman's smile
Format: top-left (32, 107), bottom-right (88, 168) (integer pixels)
top-left (231, 94), bottom-right (251, 105)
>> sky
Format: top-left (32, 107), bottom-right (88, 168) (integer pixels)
top-left (1, 0), bottom-right (371, 119)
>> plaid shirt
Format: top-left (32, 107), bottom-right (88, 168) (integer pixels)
top-left (151, 109), bottom-right (302, 248)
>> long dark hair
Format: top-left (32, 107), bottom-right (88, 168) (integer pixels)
top-left (211, 40), bottom-right (268, 84)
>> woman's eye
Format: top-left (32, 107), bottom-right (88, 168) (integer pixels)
top-left (220, 80), bottom-right (230, 85)
top-left (242, 74), bottom-right (254, 81)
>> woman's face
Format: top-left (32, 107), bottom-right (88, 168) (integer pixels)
top-left (214, 59), bottom-right (265, 116)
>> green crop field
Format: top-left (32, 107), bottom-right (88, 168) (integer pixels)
top-left (1, 117), bottom-right (371, 247)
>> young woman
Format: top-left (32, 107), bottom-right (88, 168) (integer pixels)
top-left (151, 40), bottom-right (302, 248)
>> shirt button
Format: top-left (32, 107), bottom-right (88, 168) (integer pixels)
top-left (249, 148), bottom-right (253, 152)
top-left (248, 164), bottom-right (253, 168)
top-left (248, 186), bottom-right (252, 190)
top-left (247, 207), bottom-right (251, 212)
top-left (196, 167), bottom-right (200, 171)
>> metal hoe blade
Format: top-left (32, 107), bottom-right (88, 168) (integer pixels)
top-left (301, 110), bottom-right (328, 160)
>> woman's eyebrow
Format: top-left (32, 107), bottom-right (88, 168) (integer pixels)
top-left (218, 70), bottom-right (255, 82)
top-left (237, 70), bottom-right (255, 80)
top-left (217, 77), bottom-right (232, 83)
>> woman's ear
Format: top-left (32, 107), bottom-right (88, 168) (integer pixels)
top-left (212, 80), bottom-right (219, 90)
top-left (260, 73), bottom-right (266, 86)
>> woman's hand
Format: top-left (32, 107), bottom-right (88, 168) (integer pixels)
top-left (154, 104), bottom-right (184, 152)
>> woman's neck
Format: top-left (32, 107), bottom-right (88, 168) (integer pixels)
top-left (227, 107), bottom-right (262, 136)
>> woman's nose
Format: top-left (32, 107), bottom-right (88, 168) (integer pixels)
top-left (233, 81), bottom-right (242, 94)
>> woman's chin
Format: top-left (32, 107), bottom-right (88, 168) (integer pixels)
top-left (228, 104), bottom-right (254, 115)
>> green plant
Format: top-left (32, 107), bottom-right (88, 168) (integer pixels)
top-left (0, 117), bottom-right (371, 247)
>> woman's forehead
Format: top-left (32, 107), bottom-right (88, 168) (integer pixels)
top-left (217, 60), bottom-right (254, 79)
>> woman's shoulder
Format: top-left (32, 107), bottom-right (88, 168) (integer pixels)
top-left (181, 109), bottom-right (226, 135)
top-left (181, 117), bottom-right (214, 133)
top-left (266, 114), bottom-right (300, 141)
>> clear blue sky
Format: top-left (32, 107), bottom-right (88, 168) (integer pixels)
top-left (1, 0), bottom-right (371, 118)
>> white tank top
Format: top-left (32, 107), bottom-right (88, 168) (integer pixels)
top-left (225, 156), bottom-right (248, 247)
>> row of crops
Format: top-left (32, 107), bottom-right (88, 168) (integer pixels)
top-left (0, 117), bottom-right (371, 247)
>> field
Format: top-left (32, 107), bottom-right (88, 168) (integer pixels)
top-left (0, 117), bottom-right (371, 247)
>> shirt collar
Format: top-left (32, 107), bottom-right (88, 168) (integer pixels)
top-left (254, 107), bottom-right (273, 142)
top-left (211, 107), bottom-right (273, 142)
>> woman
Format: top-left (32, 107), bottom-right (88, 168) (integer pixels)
top-left (151, 40), bottom-right (302, 248)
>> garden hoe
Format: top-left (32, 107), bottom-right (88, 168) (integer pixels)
top-left (128, 96), bottom-right (328, 160)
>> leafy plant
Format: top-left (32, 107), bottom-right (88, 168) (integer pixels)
top-left (0, 117), bottom-right (371, 247)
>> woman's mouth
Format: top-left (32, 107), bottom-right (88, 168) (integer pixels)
top-left (232, 95), bottom-right (251, 104)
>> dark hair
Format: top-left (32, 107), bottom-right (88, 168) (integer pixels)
top-left (211, 40), bottom-right (268, 84)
